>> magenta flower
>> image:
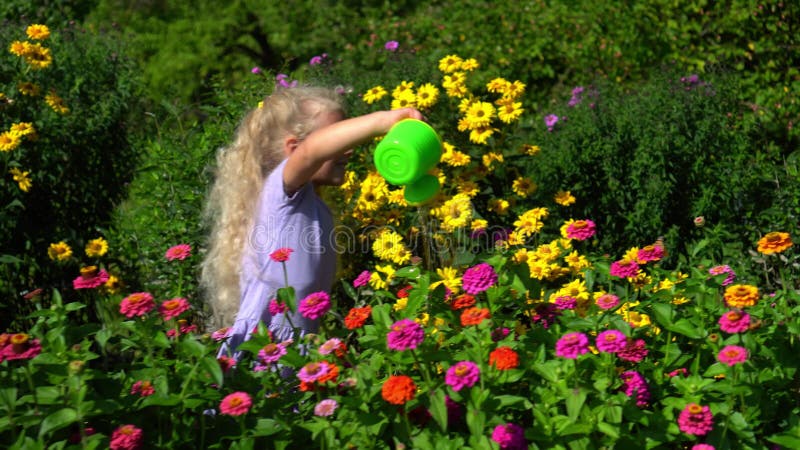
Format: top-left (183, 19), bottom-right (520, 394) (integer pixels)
top-left (119, 292), bottom-right (155, 318)
top-left (268, 299), bottom-right (288, 315)
top-left (109, 424), bottom-right (143, 450)
top-left (692, 445), bottom-right (715, 450)
top-left (353, 270), bottom-right (371, 288)
top-left (609, 259), bottom-right (640, 278)
top-left (596, 330), bottom-right (627, 353)
top-left (309, 55), bottom-right (323, 66)
top-left (72, 267), bottom-right (110, 290)
top-left (257, 342), bottom-right (287, 365)
top-left (211, 327), bottom-right (230, 341)
top-left (595, 293), bottom-right (620, 310)
top-left (269, 247), bottom-right (293, 262)
top-left (620, 371), bottom-right (650, 407)
top-left (1, 333), bottom-right (42, 361)
top-left (445, 361), bottom-right (480, 391)
top-left (298, 291), bottom-right (331, 320)
top-left (709, 264), bottom-right (736, 286)
top-left (565, 219), bottom-right (596, 240)
top-left (637, 244), bottom-right (665, 262)
top-left (165, 244), bottom-right (191, 261)
top-left (219, 392), bottom-right (252, 416)
top-left (384, 40), bottom-right (399, 51)
top-left (718, 310), bottom-right (750, 333)
top-left (555, 332), bottom-right (590, 359)
top-left (544, 114), bottom-right (559, 131)
top-left (678, 403), bottom-right (714, 436)
top-left (617, 338), bottom-right (648, 363)
top-left (461, 262), bottom-right (498, 295)
top-left (130, 380), bottom-right (155, 397)
top-left (158, 297), bottom-right (190, 321)
top-left (251, 66), bottom-right (261, 74)
top-left (318, 338), bottom-right (343, 356)
top-left (717, 345), bottom-right (748, 366)
top-left (314, 398), bottom-right (338, 417)
top-left (386, 318), bottom-right (425, 351)
top-left (297, 362), bottom-right (330, 383)
top-left (554, 296), bottom-right (577, 310)
top-left (491, 423), bottom-right (526, 450)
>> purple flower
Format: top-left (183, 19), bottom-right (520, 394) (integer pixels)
top-left (568, 86), bottom-right (585, 107)
top-left (353, 270), bottom-right (371, 288)
top-left (491, 423), bottom-right (526, 450)
top-left (445, 361), bottom-right (480, 391)
top-left (620, 370), bottom-right (650, 407)
top-left (298, 291), bottom-right (331, 320)
top-left (251, 66), bottom-right (261, 74)
top-left (461, 262), bottom-right (498, 295)
top-left (384, 40), bottom-right (399, 51)
top-left (596, 329), bottom-right (627, 353)
top-left (387, 319), bottom-right (425, 351)
top-left (309, 55), bottom-right (323, 66)
top-left (276, 73), bottom-right (298, 89)
top-left (555, 332), bottom-right (590, 359)
top-left (544, 114), bottom-right (559, 131)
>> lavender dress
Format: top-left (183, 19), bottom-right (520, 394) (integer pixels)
top-left (220, 159), bottom-right (337, 357)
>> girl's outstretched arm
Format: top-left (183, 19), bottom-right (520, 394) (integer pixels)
top-left (283, 108), bottom-right (424, 193)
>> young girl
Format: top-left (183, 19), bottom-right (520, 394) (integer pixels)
top-left (201, 86), bottom-right (423, 356)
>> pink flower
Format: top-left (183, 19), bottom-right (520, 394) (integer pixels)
top-left (620, 371), bottom-right (650, 407)
top-left (692, 445), bottom-right (715, 450)
top-left (637, 244), bottom-right (665, 262)
top-left (678, 403), bottom-right (714, 436)
top-left (220, 392), bottom-right (252, 416)
top-left (384, 40), bottom-right (399, 51)
top-left (668, 368), bottom-right (689, 377)
top-left (120, 292), bottom-right (155, 318)
top-left (554, 296), bottom-right (577, 310)
top-left (131, 380), bottom-right (155, 397)
top-left (269, 247), bottom-right (293, 262)
top-left (618, 338), bottom-right (648, 363)
top-left (596, 330), bottom-right (627, 353)
top-left (491, 423), bottom-right (526, 450)
top-left (555, 332), bottom-right (590, 359)
top-left (544, 114), bottom-right (559, 131)
top-left (158, 297), bottom-right (190, 321)
top-left (268, 299), bottom-right (288, 315)
top-left (211, 327), bottom-right (230, 341)
top-left (461, 262), bottom-right (498, 295)
top-left (445, 361), bottom-right (480, 391)
top-left (314, 398), bottom-right (338, 417)
top-left (718, 310), bottom-right (750, 333)
top-left (309, 55), bottom-right (323, 66)
top-left (1, 333), bottom-right (42, 361)
top-left (298, 291), bottom-right (331, 320)
top-left (257, 342), bottom-right (287, 365)
top-left (387, 319), bottom-right (425, 351)
top-left (717, 345), bottom-right (748, 366)
top-left (609, 260), bottom-right (640, 278)
top-left (251, 66), bottom-right (261, 74)
top-left (109, 424), bottom-right (143, 450)
top-left (72, 266), bottom-right (110, 289)
top-left (709, 264), bottom-right (736, 286)
top-left (353, 270), bottom-right (371, 288)
top-left (565, 219), bottom-right (596, 240)
top-left (218, 356), bottom-right (236, 372)
top-left (297, 362), bottom-right (330, 383)
top-left (595, 293), bottom-right (620, 310)
top-left (165, 244), bottom-right (191, 261)
top-left (318, 338), bottom-right (343, 356)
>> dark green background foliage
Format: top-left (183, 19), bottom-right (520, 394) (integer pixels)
top-left (0, 20), bottom-right (141, 329)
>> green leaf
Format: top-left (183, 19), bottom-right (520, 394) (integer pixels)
top-left (650, 303), bottom-right (675, 327)
top-left (64, 302), bottom-right (86, 312)
top-left (200, 355), bottom-right (224, 386)
top-left (340, 279), bottom-right (358, 301)
top-left (428, 389), bottom-right (448, 432)
top-left (178, 337), bottom-right (207, 358)
top-left (277, 286), bottom-right (296, 313)
top-left (666, 319), bottom-right (704, 339)
top-left (597, 421), bottom-right (620, 439)
top-left (393, 265), bottom-right (423, 279)
top-left (565, 388), bottom-right (587, 422)
top-left (38, 407), bottom-right (78, 438)
top-left (253, 418), bottom-right (283, 437)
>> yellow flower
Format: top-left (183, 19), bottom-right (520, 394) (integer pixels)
top-left (429, 266), bottom-right (461, 293)
top-left (48, 241), bottom-right (72, 261)
top-left (512, 248), bottom-right (529, 264)
top-left (757, 232), bottom-right (793, 255)
top-left (514, 212), bottom-right (545, 239)
top-left (22, 42), bottom-right (52, 69)
top-left (17, 82), bottom-right (41, 96)
top-left (672, 296), bottom-right (690, 305)
top-left (372, 229), bottom-right (411, 265)
top-left (390, 89), bottom-right (416, 110)
top-left (622, 247), bottom-right (640, 263)
top-left (512, 177), bottom-right (537, 197)
top-left (363, 85), bottom-right (388, 104)
top-left (486, 78), bottom-right (509, 93)
top-left (527, 260), bottom-right (552, 280)
top-left (496, 98), bottom-right (524, 123)
top-left (9, 167), bottom-right (32, 192)
top-left (723, 284), bottom-right (759, 308)
top-left (415, 83), bottom-right (439, 109)
top-left (26, 24), bottom-right (50, 40)
top-left (470, 218), bottom-right (488, 232)
top-left (85, 237), bottom-right (109, 258)
top-left (442, 73), bottom-right (468, 98)
top-left (440, 145), bottom-right (471, 167)
top-left (461, 58), bottom-right (480, 71)
top-left (104, 275), bottom-right (123, 294)
top-left (469, 126), bottom-right (495, 144)
top-left (392, 81), bottom-right (415, 99)
top-left (554, 190), bottom-right (576, 206)
top-left (10, 40), bottom-right (29, 56)
top-left (45, 91), bottom-right (69, 114)
top-left (432, 194), bottom-right (473, 232)
top-left (10, 122), bottom-right (35, 137)
top-left (482, 151), bottom-right (504, 171)
top-left (463, 101), bottom-right (495, 129)
top-left (521, 144), bottom-right (541, 156)
top-left (458, 97), bottom-right (475, 114)
top-left (458, 180), bottom-right (480, 198)
top-left (0, 131), bottom-right (22, 152)
top-left (438, 54), bottom-right (463, 73)
top-left (502, 80), bottom-right (526, 99)
top-left (393, 297), bottom-right (408, 311)
top-left (564, 251), bottom-right (591, 272)
top-left (488, 199), bottom-right (510, 215)
top-left (387, 188), bottom-right (408, 207)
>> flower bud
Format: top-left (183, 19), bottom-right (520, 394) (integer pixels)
top-left (694, 216), bottom-right (705, 228)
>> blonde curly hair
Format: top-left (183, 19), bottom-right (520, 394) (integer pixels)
top-left (201, 86), bottom-right (344, 328)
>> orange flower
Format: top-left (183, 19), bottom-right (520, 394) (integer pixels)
top-left (344, 306), bottom-right (372, 330)
top-left (723, 284), bottom-right (760, 308)
top-left (299, 361), bottom-right (339, 391)
top-left (757, 232), bottom-right (793, 255)
top-left (381, 375), bottom-right (416, 405)
top-left (461, 307), bottom-right (491, 326)
top-left (489, 346), bottom-right (519, 370)
top-left (448, 293), bottom-right (476, 310)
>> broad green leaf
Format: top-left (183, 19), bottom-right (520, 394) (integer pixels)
top-left (252, 418), bottom-right (283, 437)
top-left (565, 388), bottom-right (587, 422)
top-left (38, 407), bottom-right (78, 438)
top-left (428, 389), bottom-right (448, 432)
top-left (200, 355), bottom-right (223, 386)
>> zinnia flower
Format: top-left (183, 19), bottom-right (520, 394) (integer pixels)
top-left (384, 40), bottom-right (399, 51)
top-left (219, 392), bottom-right (252, 416)
top-left (756, 231), bottom-right (792, 254)
top-left (445, 361), bottom-right (480, 391)
top-left (692, 444), bottom-right (715, 450)
top-left (298, 291), bottom-right (331, 320)
top-left (344, 306), bottom-right (372, 329)
top-left (723, 284), bottom-right (759, 308)
top-left (491, 423), bottom-right (526, 450)
top-left (610, 260), bottom-right (640, 278)
top-left (268, 299), bottom-right (288, 315)
top-left (460, 307), bottom-right (490, 326)
top-left (561, 219), bottom-right (596, 241)
top-left (677, 403), bottom-right (714, 436)
top-left (595, 293), bottom-right (620, 310)
top-left (120, 292), bottom-right (156, 318)
top-left (617, 338), bottom-right (648, 363)
top-left (555, 332), bottom-right (590, 359)
top-left (269, 247), bottom-right (293, 262)
top-left (257, 342), bottom-right (287, 365)
top-left (620, 371), bottom-right (650, 407)
top-left (461, 262), bottom-right (498, 294)
top-left (297, 362), bottom-right (330, 383)
top-left (449, 293), bottom-right (476, 310)
top-left (109, 424), bottom-right (143, 450)
top-left (596, 330), bottom-right (627, 353)
top-left (718, 310), bottom-right (750, 333)
top-left (386, 319), bottom-right (425, 351)
top-left (165, 244), bottom-right (191, 261)
top-left (130, 380), bottom-right (155, 397)
top-left (489, 346), bottom-right (519, 370)
top-left (158, 298), bottom-right (190, 321)
top-left (381, 375), bottom-right (416, 405)
top-left (717, 345), bottom-right (748, 366)
top-left (1, 333), bottom-right (42, 361)
top-left (314, 398), bottom-right (338, 417)
top-left (72, 266), bottom-right (110, 289)
top-left (708, 265), bottom-right (736, 286)
top-left (353, 270), bottom-right (371, 288)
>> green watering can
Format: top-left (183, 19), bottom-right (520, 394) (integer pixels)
top-left (373, 119), bottom-right (442, 204)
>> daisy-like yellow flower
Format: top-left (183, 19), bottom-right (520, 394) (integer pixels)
top-left (496, 97), bottom-right (524, 123)
top-left (372, 229), bottom-right (411, 265)
top-left (442, 73), bottom-right (468, 98)
top-left (429, 266), bottom-right (461, 293)
top-left (488, 198), bottom-right (510, 215)
top-left (723, 284), bottom-right (759, 308)
top-left (432, 193), bottom-right (472, 232)
top-left (457, 97), bottom-right (476, 114)
top-left (470, 218), bottom-right (488, 232)
top-left (464, 101), bottom-right (495, 129)
top-left (45, 91), bottom-right (69, 114)
top-left (48, 241), bottom-right (72, 261)
top-left (512, 248), bottom-right (530, 264)
top-left (438, 54), bottom-right (463, 73)
top-left (440, 144), bottom-right (471, 167)
top-left (564, 251), bottom-right (591, 272)
top-left (469, 126), bottom-right (494, 144)
top-left (393, 297), bottom-right (408, 311)
top-left (527, 259), bottom-right (552, 280)
top-left (512, 177), bottom-right (537, 197)
top-left (486, 77), bottom-right (509, 93)
top-left (521, 144), bottom-right (541, 156)
top-left (514, 213), bottom-right (544, 239)
top-left (9, 167), bottom-right (32, 192)
top-left (458, 180), bottom-right (480, 198)
top-left (10, 122), bottom-right (35, 137)
top-left (390, 89), bottom-right (417, 110)
top-left (461, 58), bottom-right (480, 71)
top-left (85, 237), bottom-right (109, 258)
top-left (22, 42), bottom-right (52, 69)
top-left (26, 24), bottom-right (50, 40)
top-left (104, 274), bottom-right (123, 294)
top-left (0, 131), bottom-right (22, 152)
top-left (355, 172), bottom-right (389, 211)
top-left (482, 152), bottom-right (504, 171)
top-left (363, 85), bottom-right (388, 104)
top-left (756, 231), bottom-right (793, 255)
top-left (387, 188), bottom-right (408, 206)
top-left (369, 264), bottom-right (396, 291)
top-left (392, 81), bottom-right (415, 99)
top-left (621, 246), bottom-right (640, 263)
top-left (502, 80), bottom-right (526, 99)
top-left (554, 190), bottom-right (576, 206)
top-left (17, 82), bottom-right (41, 97)
top-left (415, 83), bottom-right (439, 109)
top-left (9, 40), bottom-right (28, 56)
